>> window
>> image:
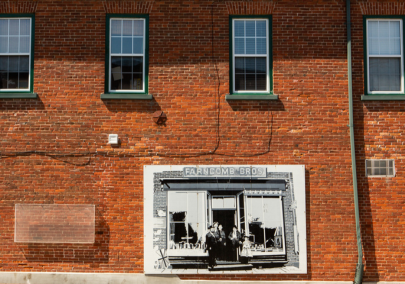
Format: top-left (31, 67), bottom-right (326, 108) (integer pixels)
top-left (244, 195), bottom-right (285, 254)
top-left (211, 196), bottom-right (236, 209)
top-left (167, 191), bottom-right (206, 255)
top-left (0, 15), bottom-right (34, 94)
top-left (365, 17), bottom-right (404, 95)
top-left (230, 16), bottom-right (272, 96)
top-left (104, 15), bottom-right (149, 98)
top-left (366, 159), bottom-right (395, 177)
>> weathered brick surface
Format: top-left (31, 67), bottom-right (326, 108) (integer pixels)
top-left (103, 1), bottom-right (154, 14)
top-left (0, 1), bottom-right (37, 14)
top-left (0, 0), bottom-right (402, 281)
top-left (351, 0), bottom-right (405, 282)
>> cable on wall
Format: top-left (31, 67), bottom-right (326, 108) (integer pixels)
top-left (0, 1), bottom-right (273, 162)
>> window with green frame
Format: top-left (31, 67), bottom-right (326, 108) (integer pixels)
top-left (105, 14), bottom-right (149, 96)
top-left (229, 16), bottom-right (272, 96)
top-left (364, 16), bottom-right (405, 96)
top-left (0, 14), bottom-right (35, 96)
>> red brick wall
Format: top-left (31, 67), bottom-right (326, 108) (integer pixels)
top-left (351, 0), bottom-right (405, 282)
top-left (0, 0), bottom-right (401, 281)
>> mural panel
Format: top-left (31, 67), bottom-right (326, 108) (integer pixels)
top-left (144, 165), bottom-right (306, 274)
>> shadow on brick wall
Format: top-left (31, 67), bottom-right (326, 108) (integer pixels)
top-left (0, 97), bottom-right (45, 111)
top-left (102, 97), bottom-right (161, 114)
top-left (305, 168), bottom-right (312, 279)
top-left (355, 100), bottom-right (375, 280)
top-left (227, 99), bottom-right (286, 112)
top-left (355, 100), bottom-right (405, 281)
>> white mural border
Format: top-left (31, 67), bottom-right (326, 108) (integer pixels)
top-left (144, 165), bottom-right (307, 274)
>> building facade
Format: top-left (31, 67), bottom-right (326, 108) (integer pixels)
top-left (0, 0), bottom-right (405, 283)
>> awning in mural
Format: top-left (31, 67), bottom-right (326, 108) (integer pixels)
top-left (161, 179), bottom-right (285, 191)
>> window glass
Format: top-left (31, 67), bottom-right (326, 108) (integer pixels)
top-left (0, 17), bottom-right (32, 92)
top-left (109, 18), bottom-right (145, 93)
top-left (212, 197), bottom-right (223, 209)
top-left (133, 20), bottom-right (143, 36)
top-left (369, 58), bottom-right (401, 91)
top-left (212, 196), bottom-right (236, 209)
top-left (367, 19), bottom-right (403, 94)
top-left (223, 197), bottom-right (235, 208)
top-left (235, 57), bottom-right (267, 91)
top-left (246, 196), bottom-right (283, 252)
top-left (20, 36), bottom-right (30, 53)
top-left (9, 36), bottom-right (18, 52)
top-left (20, 19), bottom-right (30, 35)
top-left (188, 193), bottom-right (205, 242)
top-left (0, 38), bottom-right (7, 53)
top-left (0, 19), bottom-right (8, 35)
top-left (232, 18), bottom-right (270, 93)
top-left (169, 192), bottom-right (187, 245)
top-left (168, 192), bottom-right (205, 250)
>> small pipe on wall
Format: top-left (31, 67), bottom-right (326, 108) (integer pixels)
top-left (346, 0), bottom-right (364, 283)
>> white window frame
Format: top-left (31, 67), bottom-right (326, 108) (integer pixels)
top-left (366, 19), bottom-right (404, 94)
top-left (232, 18), bottom-right (270, 94)
top-left (166, 190), bottom-right (207, 257)
top-left (0, 17), bottom-right (32, 92)
top-left (244, 195), bottom-right (285, 256)
top-left (366, 159), bottom-right (395, 177)
top-left (108, 17), bottom-right (146, 93)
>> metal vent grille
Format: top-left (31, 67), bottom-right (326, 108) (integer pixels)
top-left (366, 159), bottom-right (395, 177)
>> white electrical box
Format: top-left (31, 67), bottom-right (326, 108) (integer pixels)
top-left (108, 134), bottom-right (119, 144)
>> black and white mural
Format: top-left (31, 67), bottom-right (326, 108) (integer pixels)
top-left (144, 165), bottom-right (307, 274)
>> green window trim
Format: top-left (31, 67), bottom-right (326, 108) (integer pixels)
top-left (229, 15), bottom-right (273, 98)
top-left (363, 15), bottom-right (405, 98)
top-left (0, 14), bottom-right (35, 96)
top-left (103, 14), bottom-right (150, 99)
top-left (100, 93), bottom-right (152, 100)
top-left (0, 92), bottom-right (37, 98)
top-left (225, 94), bottom-right (278, 101)
top-left (361, 94), bottom-right (405, 101)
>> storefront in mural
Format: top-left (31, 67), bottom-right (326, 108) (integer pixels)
top-left (144, 165), bottom-right (307, 274)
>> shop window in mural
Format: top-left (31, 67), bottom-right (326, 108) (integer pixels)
top-left (245, 196), bottom-right (284, 254)
top-left (168, 191), bottom-right (206, 252)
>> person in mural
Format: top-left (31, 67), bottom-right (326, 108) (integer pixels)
top-left (228, 225), bottom-right (242, 262)
top-left (212, 222), bottom-right (220, 259)
top-left (213, 222), bottom-right (220, 238)
top-left (205, 225), bottom-right (217, 268)
top-left (240, 235), bottom-right (253, 264)
top-left (217, 224), bottom-right (227, 261)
